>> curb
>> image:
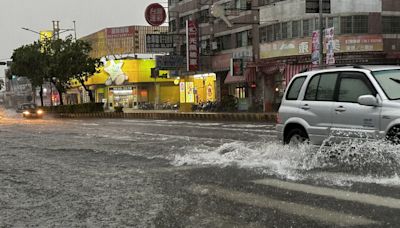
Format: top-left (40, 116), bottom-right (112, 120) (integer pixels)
top-left (53, 111), bottom-right (277, 123)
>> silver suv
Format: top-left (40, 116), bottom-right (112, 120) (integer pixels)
top-left (277, 65), bottom-right (400, 145)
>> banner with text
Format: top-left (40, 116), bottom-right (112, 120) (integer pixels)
top-left (186, 20), bottom-right (199, 72)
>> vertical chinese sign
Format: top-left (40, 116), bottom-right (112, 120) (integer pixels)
top-left (185, 82), bottom-right (195, 103)
top-left (311, 30), bottom-right (320, 65)
top-left (325, 27), bottom-right (335, 65)
top-left (186, 20), bottom-right (199, 72)
top-left (179, 82), bottom-right (186, 103)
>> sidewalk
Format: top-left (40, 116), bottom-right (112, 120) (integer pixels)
top-left (54, 110), bottom-right (277, 123)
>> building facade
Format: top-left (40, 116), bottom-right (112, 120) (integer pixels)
top-left (169, 0), bottom-right (400, 112)
top-left (80, 25), bottom-right (169, 59)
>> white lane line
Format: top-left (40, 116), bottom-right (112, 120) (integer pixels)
top-left (311, 171), bottom-right (400, 187)
top-left (189, 184), bottom-right (379, 226)
top-left (253, 178), bottom-right (400, 209)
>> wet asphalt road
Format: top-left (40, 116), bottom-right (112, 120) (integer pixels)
top-left (0, 108), bottom-right (400, 227)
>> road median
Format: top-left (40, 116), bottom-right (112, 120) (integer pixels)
top-left (52, 111), bottom-right (277, 122)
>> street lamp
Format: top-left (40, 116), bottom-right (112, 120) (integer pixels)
top-left (21, 27), bottom-right (42, 35)
top-left (21, 21), bottom-right (77, 40)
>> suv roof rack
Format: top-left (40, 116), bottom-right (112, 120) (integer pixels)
top-left (299, 64), bottom-right (370, 73)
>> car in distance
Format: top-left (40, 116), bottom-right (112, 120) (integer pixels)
top-left (277, 65), bottom-right (400, 145)
top-left (18, 103), bottom-right (44, 118)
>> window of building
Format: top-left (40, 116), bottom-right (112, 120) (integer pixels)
top-left (274, 23), bottom-right (281, 40)
top-left (292, 20), bottom-right (300, 38)
top-left (260, 26), bottom-right (267, 43)
top-left (235, 87), bottom-right (246, 99)
top-left (281, 22), bottom-right (291, 39)
top-left (383, 16), bottom-right (400, 34)
top-left (327, 17), bottom-right (340, 34)
top-left (341, 16), bottom-right (353, 34)
top-left (179, 15), bottom-right (190, 29)
top-left (169, 20), bottom-right (177, 32)
top-left (216, 34), bottom-right (231, 51)
top-left (235, 0), bottom-right (251, 10)
top-left (267, 25), bottom-right (274, 42)
top-left (353, 15), bottom-right (368, 33)
top-left (302, 19), bottom-right (313, 37)
top-left (236, 31), bottom-right (249, 48)
top-left (200, 39), bottom-right (211, 55)
top-left (198, 9), bottom-right (210, 24)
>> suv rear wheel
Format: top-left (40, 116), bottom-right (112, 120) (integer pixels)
top-left (285, 128), bottom-right (309, 145)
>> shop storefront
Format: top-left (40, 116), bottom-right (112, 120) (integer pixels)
top-left (257, 34), bottom-right (386, 112)
top-left (85, 59), bottom-right (179, 111)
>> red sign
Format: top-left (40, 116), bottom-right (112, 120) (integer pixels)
top-left (186, 20), bottom-right (198, 71)
top-left (145, 3), bottom-right (166, 26)
top-left (106, 26), bottom-right (135, 39)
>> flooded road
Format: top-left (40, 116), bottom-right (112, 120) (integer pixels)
top-left (0, 108), bottom-right (399, 227)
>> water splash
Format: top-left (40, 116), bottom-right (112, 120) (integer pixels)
top-left (172, 138), bottom-right (400, 186)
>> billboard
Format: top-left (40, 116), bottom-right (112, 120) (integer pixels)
top-left (306, 0), bottom-right (331, 13)
top-left (146, 34), bottom-right (175, 53)
top-left (106, 26), bottom-right (135, 39)
top-left (260, 34), bottom-right (383, 59)
top-left (156, 55), bottom-right (184, 70)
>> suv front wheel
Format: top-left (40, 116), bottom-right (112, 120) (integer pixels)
top-left (386, 126), bottom-right (400, 144)
top-left (284, 128), bottom-right (309, 145)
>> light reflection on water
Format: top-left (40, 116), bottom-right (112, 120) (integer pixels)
top-left (172, 138), bottom-right (400, 187)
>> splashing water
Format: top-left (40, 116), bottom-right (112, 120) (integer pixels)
top-left (172, 138), bottom-right (400, 186)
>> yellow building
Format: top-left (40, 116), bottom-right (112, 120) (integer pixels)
top-left (85, 59), bottom-right (179, 110)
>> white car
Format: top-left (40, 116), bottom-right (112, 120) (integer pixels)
top-left (276, 65), bottom-right (400, 145)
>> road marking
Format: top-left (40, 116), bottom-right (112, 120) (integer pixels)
top-left (253, 178), bottom-right (400, 209)
top-left (311, 171), bottom-right (400, 188)
top-left (189, 184), bottom-right (379, 226)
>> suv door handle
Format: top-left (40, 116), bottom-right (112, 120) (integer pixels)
top-left (300, 104), bottom-right (310, 110)
top-left (335, 106), bottom-right (346, 112)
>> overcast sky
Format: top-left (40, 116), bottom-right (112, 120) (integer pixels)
top-left (0, 0), bottom-right (166, 79)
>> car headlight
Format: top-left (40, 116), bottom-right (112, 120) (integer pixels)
top-left (23, 111), bottom-right (30, 115)
top-left (37, 109), bottom-right (43, 114)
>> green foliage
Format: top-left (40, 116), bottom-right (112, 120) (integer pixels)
top-left (42, 102), bottom-right (104, 113)
top-left (219, 95), bottom-right (238, 112)
top-left (10, 41), bottom-right (47, 88)
top-left (10, 36), bottom-right (100, 105)
top-left (114, 106), bottom-right (124, 113)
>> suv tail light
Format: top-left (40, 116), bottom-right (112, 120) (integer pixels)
top-left (276, 114), bottom-right (281, 124)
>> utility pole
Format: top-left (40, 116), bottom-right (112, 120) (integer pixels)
top-left (73, 20), bottom-right (77, 41)
top-left (319, 0), bottom-right (323, 66)
top-left (52, 20), bottom-right (61, 40)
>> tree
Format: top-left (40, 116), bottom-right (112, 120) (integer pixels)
top-left (48, 36), bottom-right (100, 105)
top-left (11, 36), bottom-right (100, 106)
top-left (10, 42), bottom-right (48, 106)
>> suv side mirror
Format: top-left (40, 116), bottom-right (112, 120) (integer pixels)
top-left (358, 95), bottom-right (378, 106)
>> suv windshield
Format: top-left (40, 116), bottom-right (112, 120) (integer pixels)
top-left (372, 69), bottom-right (400, 100)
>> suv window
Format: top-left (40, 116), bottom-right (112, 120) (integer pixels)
top-left (286, 76), bottom-right (306, 100)
top-left (338, 72), bottom-right (374, 103)
top-left (305, 73), bottom-right (338, 101)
